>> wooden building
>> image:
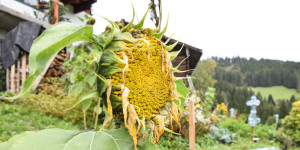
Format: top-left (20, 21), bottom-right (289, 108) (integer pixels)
top-left (162, 35), bottom-right (203, 78)
top-left (0, 0), bottom-right (96, 93)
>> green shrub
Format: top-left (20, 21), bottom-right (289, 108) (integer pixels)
top-left (266, 116), bottom-right (276, 125)
top-left (20, 77), bottom-right (94, 125)
top-left (275, 131), bottom-right (294, 150)
top-left (196, 133), bottom-right (216, 149)
top-left (218, 118), bottom-right (251, 138)
top-left (254, 124), bottom-right (277, 141)
top-left (282, 100), bottom-right (300, 146)
top-left (157, 135), bottom-right (189, 150)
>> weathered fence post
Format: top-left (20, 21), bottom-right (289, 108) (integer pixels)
top-left (189, 100), bottom-right (195, 150)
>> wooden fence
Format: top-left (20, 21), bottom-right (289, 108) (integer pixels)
top-left (6, 53), bottom-right (29, 93)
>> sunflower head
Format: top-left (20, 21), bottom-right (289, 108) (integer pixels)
top-left (94, 5), bottom-right (189, 149)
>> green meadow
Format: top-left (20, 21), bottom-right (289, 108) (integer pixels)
top-left (251, 86), bottom-right (300, 101)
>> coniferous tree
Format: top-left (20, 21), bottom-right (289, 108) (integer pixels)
top-left (290, 95), bottom-right (296, 104)
top-left (268, 94), bottom-right (276, 106)
top-left (278, 100), bottom-right (289, 119)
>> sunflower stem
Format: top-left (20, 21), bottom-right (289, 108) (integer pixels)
top-left (94, 97), bottom-right (101, 130)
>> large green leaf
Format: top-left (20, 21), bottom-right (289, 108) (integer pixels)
top-left (175, 79), bottom-right (189, 110)
top-left (10, 22), bottom-right (96, 99)
top-left (0, 128), bottom-right (157, 150)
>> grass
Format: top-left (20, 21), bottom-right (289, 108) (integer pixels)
top-left (0, 102), bottom-right (80, 143)
top-left (250, 86), bottom-right (300, 101)
top-left (198, 137), bottom-right (280, 150)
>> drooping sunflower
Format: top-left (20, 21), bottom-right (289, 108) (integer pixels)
top-left (4, 4), bottom-right (189, 150)
top-left (94, 6), bottom-right (188, 148)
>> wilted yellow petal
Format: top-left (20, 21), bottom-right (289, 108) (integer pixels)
top-left (171, 101), bottom-right (181, 132)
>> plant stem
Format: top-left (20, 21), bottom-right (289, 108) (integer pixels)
top-left (94, 98), bottom-right (101, 130)
top-left (83, 110), bottom-right (87, 130)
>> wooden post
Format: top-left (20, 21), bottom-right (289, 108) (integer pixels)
top-left (21, 53), bottom-right (27, 85)
top-left (189, 101), bottom-right (195, 150)
top-left (36, 0), bottom-right (39, 9)
top-left (6, 68), bottom-right (9, 91)
top-left (10, 64), bottom-right (15, 93)
top-left (17, 59), bottom-right (20, 93)
top-left (54, 0), bottom-right (59, 24)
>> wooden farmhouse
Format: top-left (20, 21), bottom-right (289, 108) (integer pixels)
top-left (0, 0), bottom-right (96, 93)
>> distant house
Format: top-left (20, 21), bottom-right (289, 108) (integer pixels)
top-left (0, 0), bottom-right (96, 92)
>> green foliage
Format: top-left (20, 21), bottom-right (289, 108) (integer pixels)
top-left (0, 102), bottom-right (79, 142)
top-left (0, 91), bottom-right (15, 97)
top-left (61, 44), bottom-right (101, 115)
top-left (282, 100), bottom-right (300, 146)
top-left (0, 128), bottom-right (157, 150)
top-left (177, 87), bottom-right (215, 139)
top-left (47, 1), bottom-right (69, 23)
top-left (199, 87), bottom-right (215, 117)
top-left (214, 81), bottom-right (252, 114)
top-left (196, 134), bottom-right (216, 148)
top-left (251, 86), bottom-right (300, 101)
top-left (275, 132), bottom-right (295, 150)
top-left (218, 118), bottom-right (252, 138)
top-left (199, 137), bottom-right (280, 150)
top-left (209, 126), bottom-right (237, 144)
top-left (192, 59), bottom-right (217, 94)
top-left (8, 22), bottom-right (95, 100)
top-left (254, 124), bottom-right (277, 141)
top-left (21, 77), bottom-right (92, 124)
top-left (157, 135), bottom-right (189, 150)
top-left (218, 118), bottom-right (280, 142)
top-left (278, 100), bottom-right (290, 119)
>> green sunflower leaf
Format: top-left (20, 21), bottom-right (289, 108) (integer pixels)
top-left (175, 79), bottom-right (189, 110)
top-left (0, 128), bottom-right (157, 150)
top-left (4, 23), bottom-right (96, 100)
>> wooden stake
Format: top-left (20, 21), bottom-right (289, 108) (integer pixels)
top-left (10, 64), bottom-right (15, 93)
top-left (189, 101), bottom-right (195, 150)
top-left (17, 59), bottom-right (20, 93)
top-left (53, 0), bottom-right (59, 24)
top-left (21, 54), bottom-right (27, 85)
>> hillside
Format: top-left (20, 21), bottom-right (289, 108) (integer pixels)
top-left (213, 56), bottom-right (300, 91)
top-left (251, 86), bottom-right (300, 101)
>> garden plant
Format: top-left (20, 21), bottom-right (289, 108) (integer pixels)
top-left (0, 4), bottom-right (189, 150)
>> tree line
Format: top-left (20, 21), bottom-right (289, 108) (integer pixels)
top-left (212, 56), bottom-right (300, 91)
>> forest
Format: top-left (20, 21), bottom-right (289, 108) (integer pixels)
top-left (192, 56), bottom-right (300, 124)
top-left (213, 56), bottom-right (300, 90)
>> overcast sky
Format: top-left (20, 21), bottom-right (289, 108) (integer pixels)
top-left (92, 0), bottom-right (300, 62)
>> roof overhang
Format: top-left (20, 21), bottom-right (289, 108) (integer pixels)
top-left (0, 5), bottom-right (50, 31)
top-left (162, 35), bottom-right (203, 75)
top-left (61, 0), bottom-right (96, 14)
